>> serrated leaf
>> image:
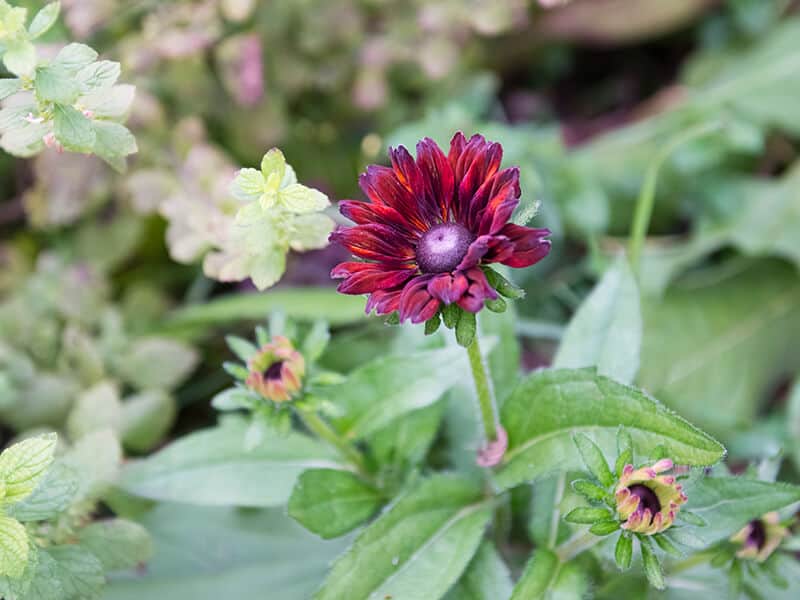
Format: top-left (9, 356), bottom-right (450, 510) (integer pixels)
top-left (0, 78), bottom-right (22, 100)
top-left (0, 433), bottom-right (57, 506)
top-left (328, 345), bottom-right (468, 439)
top-left (92, 120), bottom-right (137, 170)
top-left (682, 477), bottom-right (800, 547)
top-left (571, 479), bottom-right (608, 502)
top-left (53, 104), bottom-right (95, 152)
top-left (78, 519), bottom-right (153, 571)
top-left (36, 65), bottom-right (80, 105)
top-left (444, 542), bottom-right (513, 600)
top-left (554, 255), bottom-right (641, 384)
top-left (52, 43), bottom-right (98, 74)
top-left (496, 369), bottom-right (725, 490)
top-left (28, 2), bottom-right (60, 39)
top-left (76, 60), bottom-right (120, 91)
top-left (509, 549), bottom-right (559, 600)
top-left (6, 462), bottom-right (78, 522)
top-left (315, 475), bottom-right (491, 600)
top-left (0, 515), bottom-right (29, 578)
top-left (288, 469), bottom-right (381, 539)
top-left (119, 420), bottom-right (344, 507)
top-left (574, 432), bottom-right (615, 487)
top-left (230, 168), bottom-right (264, 202)
top-left (45, 545), bottom-right (105, 599)
top-left (277, 184), bottom-right (329, 214)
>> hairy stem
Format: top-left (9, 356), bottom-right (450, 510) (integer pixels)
top-left (298, 409), bottom-right (368, 476)
top-left (555, 529), bottom-right (602, 562)
top-left (466, 335), bottom-right (499, 442)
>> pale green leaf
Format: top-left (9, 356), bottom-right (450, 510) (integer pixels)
top-left (79, 84), bottom-right (135, 119)
top-left (444, 542), bottom-right (513, 600)
top-left (61, 429), bottom-right (122, 504)
top-left (114, 337), bottom-right (197, 390)
top-left (52, 43), bottom-right (98, 74)
top-left (53, 104), bottom-right (95, 152)
top-left (66, 380), bottom-right (122, 441)
top-left (92, 120), bottom-right (137, 171)
top-left (230, 168), bottom-right (264, 202)
top-left (76, 60), bottom-right (120, 91)
top-left (288, 469), bottom-right (381, 539)
top-left (28, 2), bottom-right (60, 39)
top-left (78, 519), bottom-right (153, 571)
top-left (119, 419), bottom-right (344, 507)
top-left (278, 183), bottom-right (329, 214)
top-left (315, 475), bottom-right (491, 600)
top-left (0, 515), bottom-right (29, 578)
top-left (496, 369), bottom-right (725, 490)
top-left (3, 41), bottom-right (36, 77)
top-left (329, 345), bottom-right (468, 439)
top-left (0, 78), bottom-right (22, 100)
top-left (554, 255), bottom-right (641, 384)
top-left (0, 433), bottom-right (57, 506)
top-left (260, 148), bottom-right (286, 183)
top-left (120, 390), bottom-right (177, 453)
top-left (45, 545), bottom-right (105, 599)
top-left (6, 462), bottom-right (78, 522)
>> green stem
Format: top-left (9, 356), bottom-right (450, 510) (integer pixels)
top-left (298, 409), bottom-right (368, 476)
top-left (555, 529), bottom-right (602, 562)
top-left (627, 120), bottom-right (723, 273)
top-left (466, 336), bottom-right (498, 442)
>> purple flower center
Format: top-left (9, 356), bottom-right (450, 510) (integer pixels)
top-left (746, 519), bottom-right (766, 550)
top-left (263, 360), bottom-right (285, 380)
top-left (628, 484), bottom-right (661, 521)
top-left (416, 223), bottom-right (474, 273)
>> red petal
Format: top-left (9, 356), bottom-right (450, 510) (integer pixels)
top-left (338, 200), bottom-right (420, 239)
top-left (416, 137), bottom-right (455, 221)
top-left (471, 167), bottom-right (520, 234)
top-left (333, 262), bottom-right (415, 294)
top-left (456, 267), bottom-right (498, 313)
top-left (398, 275), bottom-right (440, 323)
top-left (497, 223), bottom-right (551, 268)
top-left (458, 235), bottom-right (515, 269)
top-left (329, 224), bottom-right (415, 263)
top-left (455, 135), bottom-right (502, 209)
top-left (366, 288), bottom-right (403, 315)
top-left (359, 165), bottom-right (429, 231)
top-left (427, 271), bottom-right (468, 304)
top-left (447, 131), bottom-right (467, 173)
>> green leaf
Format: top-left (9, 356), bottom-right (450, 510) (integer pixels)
top-left (278, 183), bottom-right (329, 214)
top-left (66, 380), bottom-right (122, 440)
top-left (76, 60), bottom-right (120, 91)
top-left (315, 475), bottom-right (491, 600)
top-left (572, 479), bottom-right (608, 502)
top-left (639, 260), bottom-right (800, 436)
top-left (288, 469), bottom-right (381, 539)
top-left (528, 474), bottom-right (568, 548)
top-left (114, 337), bottom-right (197, 390)
top-left (6, 462), bottom-right (78, 522)
top-left (0, 514), bottom-right (29, 578)
top-left (80, 84), bottom-right (135, 119)
top-left (0, 78), bottom-right (22, 100)
top-left (53, 104), bottom-right (95, 152)
top-left (483, 268), bottom-right (525, 299)
top-left (120, 390), bottom-right (177, 453)
top-left (78, 519), bottom-right (153, 571)
top-left (0, 433), bottom-right (57, 506)
top-left (444, 542), bottom-right (513, 600)
top-left (225, 335), bottom-right (258, 362)
top-left (28, 2), bottom-right (60, 39)
top-left (328, 345), bottom-right (467, 439)
top-left (573, 432), bottom-right (615, 487)
top-left (92, 120), bottom-right (137, 171)
top-left (554, 255), bottom-right (641, 384)
top-left (653, 532), bottom-right (682, 557)
top-left (52, 43), bottom-right (98, 74)
top-left (509, 549), bottom-right (559, 600)
top-left (34, 65), bottom-right (80, 104)
top-left (103, 504), bottom-right (348, 600)
top-left (496, 369), bottom-right (725, 490)
top-left (590, 519), bottom-right (620, 536)
top-left (367, 402), bottom-right (444, 470)
top-left (615, 533), bottom-right (632, 570)
top-left (230, 168), bottom-right (264, 202)
top-left (119, 420), bottom-right (344, 507)
top-left (164, 288), bottom-right (368, 336)
top-left (424, 314), bottom-right (441, 335)
top-left (43, 545), bottom-right (105, 599)
top-left (639, 536), bottom-right (665, 590)
top-left (3, 41), bottom-right (36, 77)
top-left (682, 477), bottom-right (800, 547)
top-left (456, 310), bottom-right (477, 347)
top-left (564, 506), bottom-right (610, 524)
top-left (61, 429), bottom-right (122, 504)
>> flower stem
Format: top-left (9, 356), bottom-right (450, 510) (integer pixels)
top-left (555, 529), bottom-right (601, 562)
top-left (466, 335), bottom-right (498, 442)
top-left (297, 409), bottom-right (368, 476)
top-left (627, 120), bottom-right (723, 273)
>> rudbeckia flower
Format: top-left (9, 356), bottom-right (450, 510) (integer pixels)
top-left (245, 335), bottom-right (305, 403)
top-left (330, 132), bottom-right (551, 323)
top-left (731, 512), bottom-right (788, 562)
top-left (614, 459), bottom-right (687, 535)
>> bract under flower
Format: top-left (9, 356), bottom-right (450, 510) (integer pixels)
top-left (614, 459), bottom-right (687, 535)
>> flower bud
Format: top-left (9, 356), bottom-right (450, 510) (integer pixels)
top-left (730, 512), bottom-right (788, 562)
top-left (614, 459), bottom-right (687, 535)
top-left (245, 336), bottom-right (305, 403)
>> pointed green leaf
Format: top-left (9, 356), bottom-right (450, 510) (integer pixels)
top-left (225, 335), bottom-right (259, 362)
top-left (6, 462), bottom-right (78, 522)
top-left (615, 533), bottom-right (632, 570)
top-left (573, 432), bottom-right (615, 487)
top-left (456, 310), bottom-right (477, 347)
top-left (45, 546), bottom-right (104, 599)
top-left (0, 433), bottom-right (57, 506)
top-left (572, 479), bottom-right (608, 502)
top-left (92, 120), bottom-right (137, 171)
top-left (315, 475), bottom-right (491, 600)
top-left (496, 369), bottom-right (725, 490)
top-left (554, 255), bottom-right (641, 383)
top-left (509, 549), bottom-right (559, 600)
top-left (0, 515), bottom-right (29, 578)
top-left (288, 469), bottom-right (381, 539)
top-left (78, 519), bottom-right (152, 571)
top-left (76, 60), bottom-right (120, 91)
top-left (28, 2), bottom-right (60, 39)
top-left (53, 104), bottom-right (95, 152)
top-left (564, 507), bottom-right (610, 524)
top-left (444, 542), bottom-right (513, 600)
top-left (590, 519), bottom-right (620, 536)
top-left (639, 536), bottom-right (665, 590)
top-left (278, 184), bottom-right (329, 214)
top-left (120, 390), bottom-right (177, 453)
top-left (230, 168), bottom-right (264, 202)
top-left (3, 41), bottom-right (36, 77)
top-left (0, 78), bottom-right (22, 100)
top-left (52, 43), bottom-right (98, 73)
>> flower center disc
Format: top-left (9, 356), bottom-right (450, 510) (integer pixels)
top-left (747, 519), bottom-right (767, 550)
top-left (264, 360), bottom-right (285, 380)
top-left (416, 223), bottom-right (474, 274)
top-left (628, 484), bottom-right (661, 521)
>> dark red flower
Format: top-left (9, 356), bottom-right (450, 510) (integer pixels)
top-left (330, 132), bottom-right (551, 323)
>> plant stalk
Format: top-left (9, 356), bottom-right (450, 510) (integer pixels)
top-left (555, 529), bottom-right (602, 562)
top-left (298, 409), bottom-right (368, 476)
top-left (466, 336), bottom-right (499, 442)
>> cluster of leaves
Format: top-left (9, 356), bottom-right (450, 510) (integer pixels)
top-left (0, 2), bottom-right (136, 170)
top-left (0, 433), bottom-right (152, 600)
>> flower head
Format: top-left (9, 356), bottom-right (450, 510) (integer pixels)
top-left (731, 512), bottom-right (788, 562)
top-left (330, 132), bottom-right (550, 323)
top-left (614, 459), bottom-right (687, 535)
top-left (245, 336), bottom-right (305, 403)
